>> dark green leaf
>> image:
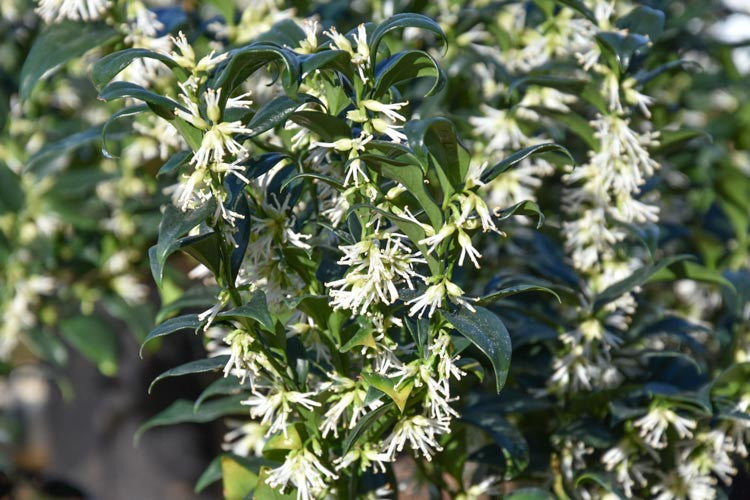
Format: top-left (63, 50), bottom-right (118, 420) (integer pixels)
top-left (593, 255), bottom-right (693, 310)
top-left (148, 355), bottom-right (230, 394)
top-left (552, 0), bottom-right (597, 23)
top-left (289, 110), bottom-right (351, 142)
top-left (0, 163), bottom-right (24, 214)
top-left (246, 94), bottom-right (319, 137)
top-left (478, 284), bottom-right (560, 305)
top-left (405, 117), bottom-right (468, 195)
top-left (216, 290), bottom-right (274, 331)
top-left (101, 104), bottom-right (147, 158)
top-left (373, 49), bottom-right (445, 98)
top-left (299, 50), bottom-right (350, 76)
top-left (462, 411), bottom-right (529, 478)
top-left (140, 314), bottom-right (201, 356)
top-left (494, 200), bottom-right (545, 229)
top-left (617, 5), bottom-right (665, 40)
top-left (596, 31), bottom-right (651, 73)
top-left (195, 377), bottom-right (251, 411)
top-left (481, 144), bottom-right (573, 184)
top-left (195, 455), bottom-right (224, 493)
top-left (151, 202), bottom-right (214, 287)
top-left (135, 395), bottom-right (247, 443)
top-left (342, 403), bottom-right (394, 455)
top-left (443, 306), bottom-right (512, 393)
top-left (99, 81), bottom-right (184, 120)
top-left (92, 48), bottom-right (177, 90)
top-left (212, 43), bottom-right (300, 98)
top-left (158, 150), bottom-right (192, 177)
top-left (369, 13), bottom-right (447, 68)
top-left (20, 21), bottom-right (120, 100)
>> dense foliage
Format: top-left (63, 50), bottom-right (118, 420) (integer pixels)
top-left (2, 0), bottom-right (750, 498)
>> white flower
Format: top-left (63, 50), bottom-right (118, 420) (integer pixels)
top-left (249, 193), bottom-right (311, 257)
top-left (243, 387), bottom-right (321, 437)
top-left (169, 31), bottom-right (227, 72)
top-left (457, 228), bottom-right (481, 268)
top-left (458, 476), bottom-right (501, 500)
top-left (406, 276), bottom-right (475, 319)
top-left (327, 231), bottom-right (425, 315)
top-left (265, 448), bottom-right (338, 500)
top-left (324, 26), bottom-right (353, 54)
top-left (334, 443), bottom-right (392, 473)
top-left (371, 118), bottom-right (407, 143)
top-left (361, 99), bottom-right (408, 122)
top-left (319, 377), bottom-right (376, 438)
top-left (601, 442), bottom-right (651, 497)
top-left (222, 330), bottom-right (268, 386)
top-left (634, 404), bottom-right (697, 449)
top-left (295, 19), bottom-right (319, 55)
top-left (222, 420), bottom-right (267, 457)
top-left (36, 0), bottom-right (110, 23)
top-left (470, 105), bottom-right (530, 152)
top-left (313, 132), bottom-right (373, 187)
top-left (382, 414), bottom-right (450, 461)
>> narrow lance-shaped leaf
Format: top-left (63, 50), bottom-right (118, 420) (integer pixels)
top-left (148, 355), bottom-right (230, 394)
top-left (140, 314), bottom-right (201, 356)
top-left (134, 395), bottom-right (247, 443)
top-left (342, 403), bottom-right (394, 455)
top-left (481, 144), bottom-right (574, 184)
top-left (99, 81), bottom-right (184, 120)
top-left (151, 202), bottom-right (214, 287)
top-left (593, 255), bottom-right (693, 310)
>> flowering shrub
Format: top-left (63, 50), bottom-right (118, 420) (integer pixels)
top-left (2, 0), bottom-right (750, 499)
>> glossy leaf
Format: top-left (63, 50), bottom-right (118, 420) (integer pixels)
top-left (135, 395), bottom-right (246, 443)
top-left (246, 94), bottom-right (319, 137)
top-left (478, 283), bottom-right (561, 305)
top-left (362, 372), bottom-right (413, 412)
top-left (373, 49), bottom-right (445, 98)
top-left (92, 48), bottom-right (177, 90)
top-left (593, 255), bottom-right (693, 310)
top-left (443, 306), bottom-right (512, 393)
top-left (99, 81), bottom-right (184, 120)
top-left (216, 290), bottom-right (274, 331)
top-left (212, 43), bottom-right (300, 99)
top-left (552, 0), bottom-right (597, 23)
top-left (342, 403), bottom-right (393, 455)
top-left (140, 314), bottom-right (201, 356)
top-left (151, 202), bottom-right (214, 286)
top-left (369, 13), bottom-right (447, 68)
top-left (481, 144), bottom-right (573, 184)
top-left (148, 355), bottom-right (230, 394)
